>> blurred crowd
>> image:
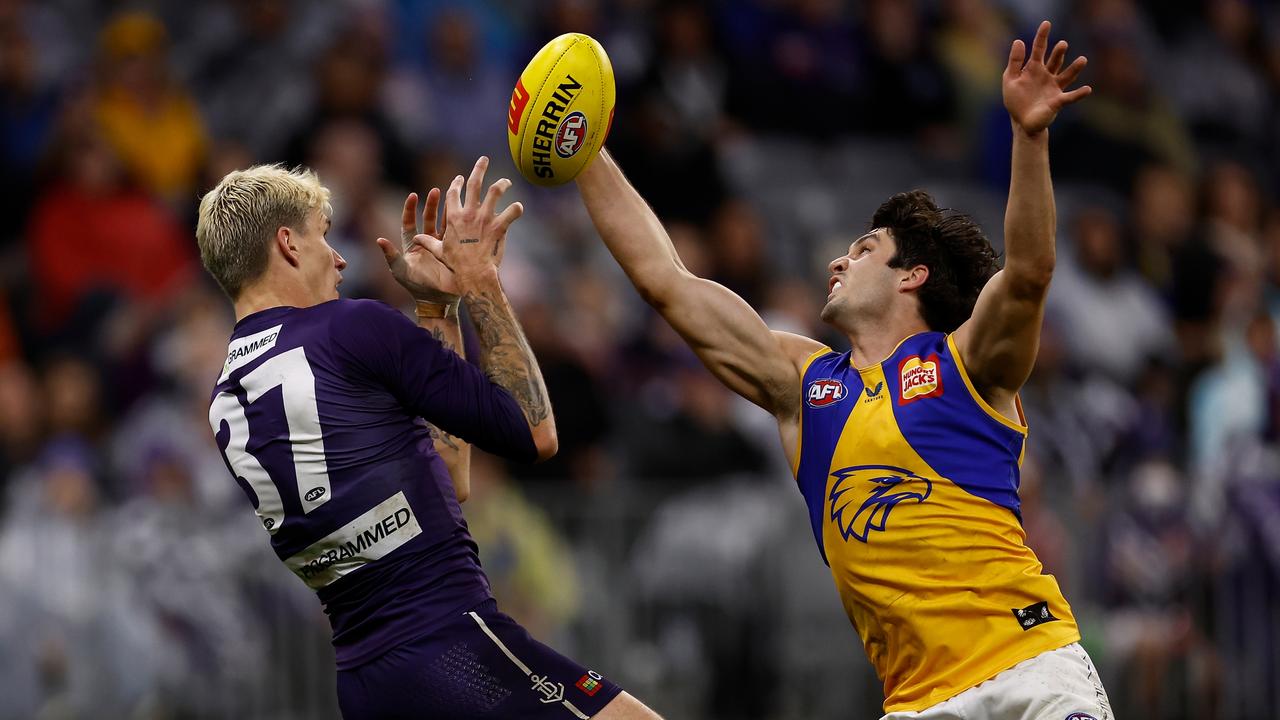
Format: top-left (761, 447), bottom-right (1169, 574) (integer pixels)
top-left (1, 0), bottom-right (1278, 718)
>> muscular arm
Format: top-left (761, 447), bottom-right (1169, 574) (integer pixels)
top-left (576, 151), bottom-right (821, 420)
top-left (417, 157), bottom-right (557, 461)
top-left (463, 269), bottom-right (558, 458)
top-left (954, 22), bottom-right (1090, 404)
top-left (416, 305), bottom-right (471, 501)
top-left (458, 269), bottom-right (557, 460)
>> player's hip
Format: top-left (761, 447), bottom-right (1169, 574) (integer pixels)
top-left (879, 642), bottom-right (1112, 720)
top-left (336, 599), bottom-right (623, 720)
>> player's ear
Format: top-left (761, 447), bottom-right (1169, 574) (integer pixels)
top-left (275, 226), bottom-right (301, 268)
top-left (899, 264), bottom-right (928, 293)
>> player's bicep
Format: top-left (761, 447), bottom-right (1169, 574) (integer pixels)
top-left (954, 268), bottom-right (1047, 393)
top-left (654, 274), bottom-right (803, 415)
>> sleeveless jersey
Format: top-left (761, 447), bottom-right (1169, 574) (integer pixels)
top-left (793, 331), bottom-right (1079, 712)
top-left (208, 299), bottom-right (536, 669)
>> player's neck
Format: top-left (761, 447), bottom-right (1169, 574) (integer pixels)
top-left (233, 275), bottom-right (324, 322)
top-left (843, 315), bottom-right (930, 369)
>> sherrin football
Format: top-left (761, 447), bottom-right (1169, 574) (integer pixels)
top-left (507, 33), bottom-right (615, 187)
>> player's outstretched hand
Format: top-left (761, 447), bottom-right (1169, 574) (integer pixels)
top-left (423, 156), bottom-right (523, 282)
top-left (1003, 20), bottom-right (1090, 135)
top-left (376, 189), bottom-right (459, 303)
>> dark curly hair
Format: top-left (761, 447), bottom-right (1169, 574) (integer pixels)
top-left (871, 190), bottom-right (1000, 333)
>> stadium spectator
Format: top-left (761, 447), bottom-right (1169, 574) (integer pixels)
top-left (0, 16), bottom-right (60, 247)
top-left (25, 124), bottom-right (194, 338)
top-left (1049, 205), bottom-right (1177, 383)
top-left (91, 12), bottom-right (208, 205)
top-left (0, 3), bottom-right (1276, 717)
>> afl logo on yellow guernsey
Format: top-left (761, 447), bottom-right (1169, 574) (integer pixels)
top-left (898, 354), bottom-right (942, 404)
top-left (829, 465), bottom-right (932, 543)
top-left (807, 379), bottom-right (847, 408)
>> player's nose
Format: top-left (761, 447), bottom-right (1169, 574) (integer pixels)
top-left (829, 256), bottom-right (848, 274)
top-left (333, 249), bottom-right (348, 270)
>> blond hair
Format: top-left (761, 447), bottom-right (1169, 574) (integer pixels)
top-left (196, 165), bottom-right (331, 299)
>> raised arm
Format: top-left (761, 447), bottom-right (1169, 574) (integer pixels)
top-left (576, 151), bottom-right (822, 421)
top-left (423, 157), bottom-right (558, 461)
top-left (377, 189), bottom-right (472, 498)
top-left (954, 21), bottom-right (1090, 402)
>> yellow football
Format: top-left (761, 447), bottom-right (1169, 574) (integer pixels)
top-left (507, 33), bottom-right (615, 187)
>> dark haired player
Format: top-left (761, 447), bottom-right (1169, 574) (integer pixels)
top-left (198, 157), bottom-right (659, 719)
top-left (576, 22), bottom-right (1111, 719)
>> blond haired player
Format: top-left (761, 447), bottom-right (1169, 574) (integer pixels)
top-left (575, 22), bottom-right (1112, 719)
top-left (199, 158), bottom-right (660, 718)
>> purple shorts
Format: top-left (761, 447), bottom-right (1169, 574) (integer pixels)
top-left (336, 599), bottom-right (624, 719)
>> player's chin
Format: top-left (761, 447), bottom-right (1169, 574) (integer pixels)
top-left (819, 298), bottom-right (842, 325)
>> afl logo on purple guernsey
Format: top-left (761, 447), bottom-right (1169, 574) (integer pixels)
top-left (807, 379), bottom-right (847, 408)
top-left (555, 111), bottom-right (588, 158)
top-left (305, 487), bottom-right (326, 502)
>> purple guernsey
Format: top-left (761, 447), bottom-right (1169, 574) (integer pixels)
top-left (208, 298), bottom-right (536, 669)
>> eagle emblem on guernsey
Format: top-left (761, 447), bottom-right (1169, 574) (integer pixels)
top-left (829, 465), bottom-right (932, 543)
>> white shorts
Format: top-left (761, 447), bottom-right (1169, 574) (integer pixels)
top-left (880, 643), bottom-right (1113, 720)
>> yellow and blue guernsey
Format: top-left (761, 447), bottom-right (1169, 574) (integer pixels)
top-left (794, 331), bottom-right (1079, 713)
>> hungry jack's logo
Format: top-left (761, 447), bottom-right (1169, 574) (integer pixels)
top-left (898, 355), bottom-right (942, 404)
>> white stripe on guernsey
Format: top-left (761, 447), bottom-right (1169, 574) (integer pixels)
top-left (467, 612), bottom-right (592, 720)
top-left (469, 612), bottom-right (533, 676)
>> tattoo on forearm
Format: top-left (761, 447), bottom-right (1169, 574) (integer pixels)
top-left (426, 422), bottom-right (462, 451)
top-left (427, 326), bottom-right (455, 352)
top-left (463, 287), bottom-right (550, 425)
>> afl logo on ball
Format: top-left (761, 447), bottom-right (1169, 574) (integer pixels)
top-left (807, 379), bottom-right (847, 408)
top-left (1064, 714), bottom-right (1098, 720)
top-left (555, 111), bottom-right (588, 158)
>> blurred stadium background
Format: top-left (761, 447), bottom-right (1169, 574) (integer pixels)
top-left (0, 0), bottom-right (1278, 718)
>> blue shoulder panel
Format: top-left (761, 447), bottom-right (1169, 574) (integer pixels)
top-left (796, 351), bottom-right (860, 565)
top-left (885, 333), bottom-right (1025, 519)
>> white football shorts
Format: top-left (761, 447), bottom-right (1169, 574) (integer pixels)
top-left (880, 643), bottom-right (1113, 720)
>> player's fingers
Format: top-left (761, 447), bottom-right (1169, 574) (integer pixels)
top-left (401, 193), bottom-right (418, 242)
top-left (421, 235), bottom-right (447, 264)
top-left (1058, 84), bottom-right (1092, 106)
top-left (493, 201), bottom-right (524, 234)
top-left (375, 237), bottom-right (401, 267)
top-left (410, 233), bottom-right (436, 252)
top-left (422, 188), bottom-right (442, 237)
top-left (445, 174), bottom-right (464, 219)
top-left (1046, 40), bottom-right (1068, 74)
top-left (1006, 39), bottom-right (1026, 74)
top-left (465, 156), bottom-right (489, 209)
top-left (492, 232), bottom-right (506, 264)
top-left (1058, 56), bottom-right (1088, 88)
top-left (481, 178), bottom-right (512, 218)
top-left (1030, 20), bottom-right (1051, 64)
